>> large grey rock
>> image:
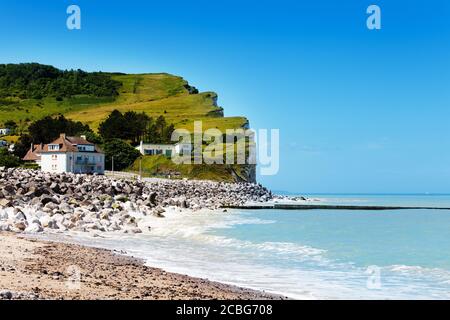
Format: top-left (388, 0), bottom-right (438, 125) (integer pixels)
top-left (0, 290), bottom-right (13, 300)
top-left (25, 222), bottom-right (43, 233)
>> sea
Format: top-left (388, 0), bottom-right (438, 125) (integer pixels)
top-left (70, 194), bottom-right (450, 299)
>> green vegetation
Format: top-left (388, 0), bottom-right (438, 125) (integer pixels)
top-left (66, 73), bottom-right (247, 132)
top-left (0, 148), bottom-right (21, 168)
top-left (27, 115), bottom-right (91, 144)
top-left (98, 110), bottom-right (174, 145)
top-left (13, 115), bottom-right (91, 158)
top-left (127, 155), bottom-right (249, 182)
top-left (0, 63), bottom-right (121, 99)
top-left (102, 138), bottom-right (141, 171)
top-left (0, 63), bottom-right (252, 182)
top-left (0, 65), bottom-right (247, 133)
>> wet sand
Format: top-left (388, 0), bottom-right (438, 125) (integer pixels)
top-left (0, 232), bottom-right (284, 300)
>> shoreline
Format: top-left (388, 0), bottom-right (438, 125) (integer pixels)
top-left (0, 232), bottom-right (286, 300)
top-left (0, 168), bottom-right (295, 300)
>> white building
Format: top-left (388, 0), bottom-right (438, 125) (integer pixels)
top-left (23, 134), bottom-right (105, 174)
top-left (0, 128), bottom-right (11, 135)
top-left (136, 141), bottom-right (192, 158)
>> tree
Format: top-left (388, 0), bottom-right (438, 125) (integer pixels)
top-left (0, 148), bottom-right (21, 168)
top-left (0, 63), bottom-right (122, 99)
top-left (98, 110), bottom-right (125, 141)
top-left (144, 115), bottom-right (175, 144)
top-left (101, 138), bottom-right (141, 171)
top-left (99, 110), bottom-right (150, 144)
top-left (27, 114), bottom-right (92, 144)
top-left (80, 131), bottom-right (103, 145)
top-left (123, 111), bottom-right (150, 144)
top-left (4, 120), bottom-right (17, 133)
top-left (99, 110), bottom-right (175, 144)
top-left (13, 134), bottom-right (33, 159)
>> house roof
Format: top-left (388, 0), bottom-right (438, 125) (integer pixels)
top-left (24, 134), bottom-right (103, 159)
top-left (42, 134), bottom-right (103, 153)
top-left (23, 144), bottom-right (43, 161)
top-left (66, 136), bottom-right (94, 146)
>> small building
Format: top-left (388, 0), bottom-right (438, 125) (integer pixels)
top-left (23, 144), bottom-right (44, 166)
top-left (136, 141), bottom-right (192, 158)
top-left (23, 134), bottom-right (105, 174)
top-left (0, 128), bottom-right (11, 135)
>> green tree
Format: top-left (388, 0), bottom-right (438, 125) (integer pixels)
top-left (0, 148), bottom-right (21, 168)
top-left (98, 109), bottom-right (126, 141)
top-left (13, 134), bottom-right (33, 159)
top-left (80, 131), bottom-right (103, 145)
top-left (4, 120), bottom-right (17, 133)
top-left (28, 114), bottom-right (92, 144)
top-left (102, 138), bottom-right (141, 171)
top-left (123, 111), bottom-right (150, 144)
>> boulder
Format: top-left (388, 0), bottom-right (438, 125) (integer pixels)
top-left (0, 290), bottom-right (13, 300)
top-left (25, 222), bottom-right (43, 233)
top-left (41, 196), bottom-right (57, 205)
top-left (0, 199), bottom-right (12, 208)
top-left (14, 221), bottom-right (27, 231)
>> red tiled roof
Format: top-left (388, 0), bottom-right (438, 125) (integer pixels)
top-left (27, 134), bottom-right (103, 157)
top-left (23, 144), bottom-right (43, 161)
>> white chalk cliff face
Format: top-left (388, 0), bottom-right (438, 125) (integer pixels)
top-left (0, 168), bottom-right (273, 234)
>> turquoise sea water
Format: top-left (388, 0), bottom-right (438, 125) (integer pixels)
top-left (73, 195), bottom-right (450, 299)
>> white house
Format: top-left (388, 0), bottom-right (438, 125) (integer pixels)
top-left (0, 128), bottom-right (11, 135)
top-left (23, 134), bottom-right (105, 174)
top-left (136, 141), bottom-right (192, 158)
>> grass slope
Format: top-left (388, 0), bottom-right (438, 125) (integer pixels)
top-left (127, 155), bottom-right (248, 182)
top-left (0, 73), bottom-right (247, 133)
top-left (0, 70), bottom-right (252, 182)
top-left (67, 73), bottom-right (247, 132)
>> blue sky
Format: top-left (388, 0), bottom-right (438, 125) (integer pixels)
top-left (0, 0), bottom-right (449, 193)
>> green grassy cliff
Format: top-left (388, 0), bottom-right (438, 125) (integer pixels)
top-left (0, 63), bottom-right (254, 182)
top-left (0, 66), bottom-right (247, 133)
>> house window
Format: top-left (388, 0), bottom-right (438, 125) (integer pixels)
top-left (48, 144), bottom-right (60, 151)
top-left (52, 164), bottom-right (57, 170)
top-left (52, 155), bottom-right (58, 160)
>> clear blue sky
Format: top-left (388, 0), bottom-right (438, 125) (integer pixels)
top-left (0, 0), bottom-right (449, 193)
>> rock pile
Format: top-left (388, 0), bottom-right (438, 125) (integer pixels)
top-left (0, 168), bottom-right (273, 234)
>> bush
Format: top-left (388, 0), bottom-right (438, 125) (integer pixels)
top-left (0, 148), bottom-right (21, 168)
top-left (0, 63), bottom-right (122, 99)
top-left (102, 139), bottom-right (141, 171)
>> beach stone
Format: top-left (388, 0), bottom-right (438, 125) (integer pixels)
top-left (0, 222), bottom-right (11, 232)
top-left (41, 196), bottom-right (57, 205)
top-left (0, 199), bottom-right (12, 208)
top-left (0, 290), bottom-right (13, 300)
top-left (127, 227), bottom-right (143, 234)
top-left (14, 209), bottom-right (27, 221)
top-left (14, 221), bottom-right (27, 231)
top-left (0, 168), bottom-right (277, 234)
top-left (25, 222), bottom-right (43, 233)
top-left (0, 211), bottom-right (8, 220)
top-left (44, 202), bottom-right (58, 210)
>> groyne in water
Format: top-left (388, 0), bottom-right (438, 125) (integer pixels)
top-left (224, 203), bottom-right (450, 211)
